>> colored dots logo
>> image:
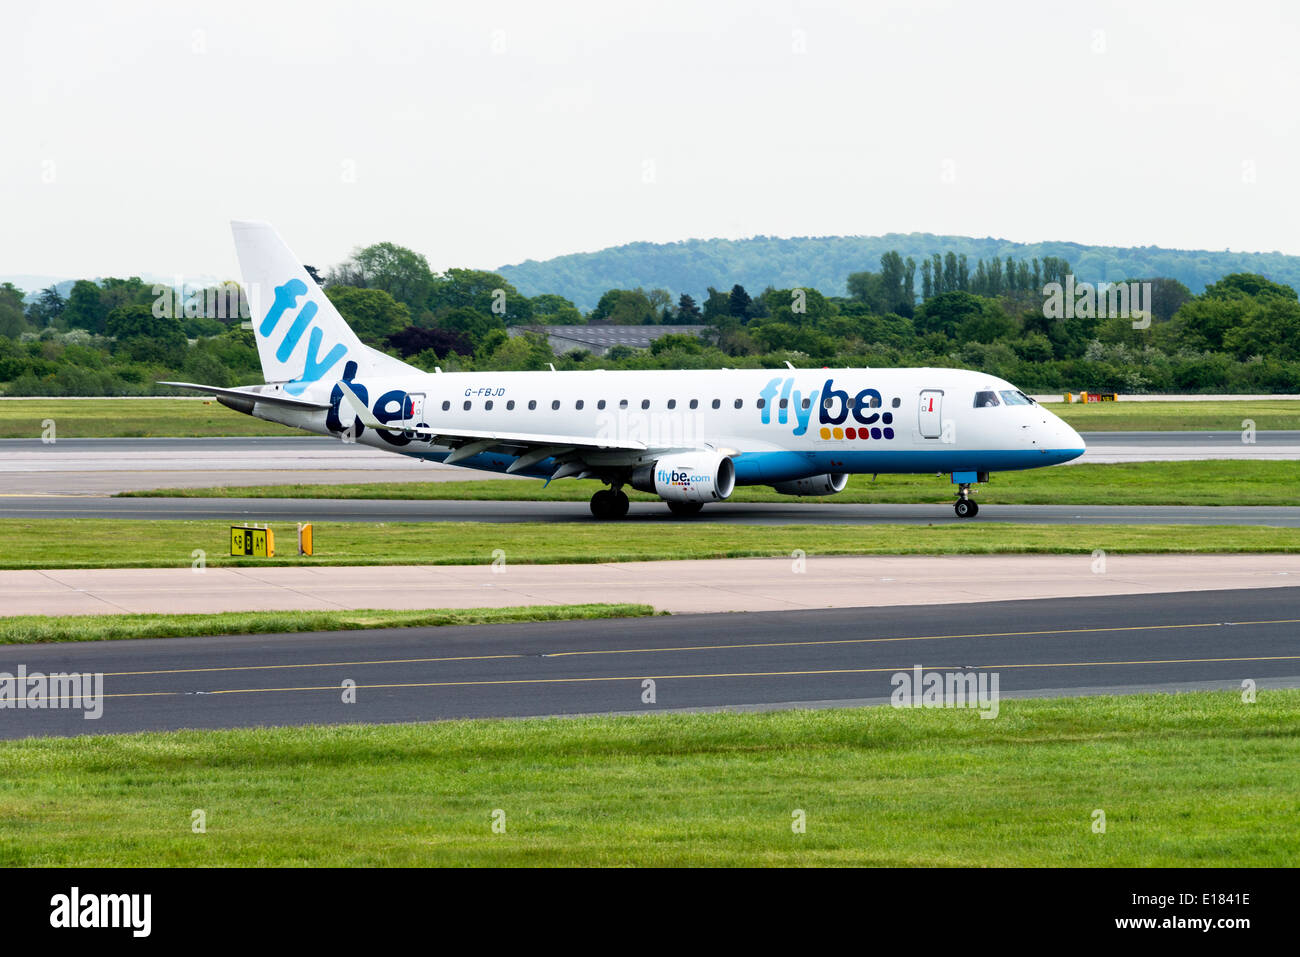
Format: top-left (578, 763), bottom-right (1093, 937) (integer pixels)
top-left (817, 403), bottom-right (895, 440)
top-left (819, 424), bottom-right (894, 440)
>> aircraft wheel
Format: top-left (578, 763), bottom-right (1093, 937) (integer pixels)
top-left (667, 501), bottom-right (704, 517)
top-left (954, 499), bottom-right (978, 519)
top-left (591, 488), bottom-right (629, 520)
top-left (590, 489), bottom-right (614, 519)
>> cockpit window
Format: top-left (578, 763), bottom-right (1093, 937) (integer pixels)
top-left (999, 390), bottom-right (1034, 406)
top-left (973, 391), bottom-right (1000, 408)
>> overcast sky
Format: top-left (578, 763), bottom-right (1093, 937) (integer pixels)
top-left (4, 0), bottom-right (1297, 282)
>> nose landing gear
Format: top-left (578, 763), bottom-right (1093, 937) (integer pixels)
top-left (954, 489), bottom-right (979, 518)
top-left (952, 473), bottom-right (985, 518)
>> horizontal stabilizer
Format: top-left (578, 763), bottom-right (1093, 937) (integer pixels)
top-left (158, 381), bottom-right (332, 411)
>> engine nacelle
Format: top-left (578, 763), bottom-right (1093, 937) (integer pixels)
top-left (631, 452), bottom-right (736, 503)
top-left (770, 473), bottom-right (849, 496)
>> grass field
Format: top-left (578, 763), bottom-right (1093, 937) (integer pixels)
top-left (2, 691), bottom-right (1296, 866)
top-left (0, 604), bottom-right (655, 644)
top-left (1054, 399), bottom-right (1300, 432)
top-left (0, 398), bottom-right (295, 438)
top-left (125, 460), bottom-right (1300, 507)
top-left (2, 396), bottom-right (1298, 438)
top-left (1, 518), bottom-right (1297, 569)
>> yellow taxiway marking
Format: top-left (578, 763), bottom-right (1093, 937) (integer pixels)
top-left (72, 652), bottom-right (1300, 701)
top-left (86, 618), bottom-right (1300, 681)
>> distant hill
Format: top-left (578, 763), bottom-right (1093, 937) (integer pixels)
top-left (0, 277), bottom-right (76, 302)
top-left (0, 274), bottom-right (225, 303)
top-left (496, 234), bottom-right (1300, 311)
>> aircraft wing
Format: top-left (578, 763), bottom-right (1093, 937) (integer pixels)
top-left (337, 381), bottom-right (655, 472)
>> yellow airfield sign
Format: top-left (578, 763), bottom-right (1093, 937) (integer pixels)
top-left (231, 525), bottom-right (275, 557)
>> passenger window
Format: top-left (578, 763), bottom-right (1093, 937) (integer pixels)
top-left (641, 399), bottom-right (650, 410)
top-left (485, 400), bottom-right (493, 410)
top-left (802, 398), bottom-right (811, 410)
top-left (711, 399), bottom-right (721, 409)
top-left (441, 400), bottom-right (450, 411)
top-left (506, 400), bottom-right (515, 410)
top-left (551, 400), bottom-right (560, 410)
top-left (463, 400), bottom-right (472, 411)
top-left (779, 398), bottom-right (788, 409)
top-left (597, 399), bottom-right (606, 410)
top-left (667, 399), bottom-right (677, 410)
top-left (756, 398), bottom-right (765, 409)
top-left (974, 391), bottom-right (1000, 408)
top-left (619, 399), bottom-right (629, 409)
top-left (734, 398), bottom-right (743, 409)
top-left (528, 400), bottom-right (537, 410)
top-left (575, 399), bottom-right (584, 410)
top-left (891, 397), bottom-right (901, 408)
top-left (690, 399), bottom-right (699, 409)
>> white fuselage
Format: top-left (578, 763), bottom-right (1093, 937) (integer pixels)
top-left (247, 366), bottom-right (1086, 485)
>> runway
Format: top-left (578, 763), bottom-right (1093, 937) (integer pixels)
top-left (1, 431), bottom-right (1296, 495)
top-left (0, 436), bottom-right (482, 495)
top-left (3, 494), bottom-right (1298, 526)
top-left (2, 587), bottom-right (1297, 738)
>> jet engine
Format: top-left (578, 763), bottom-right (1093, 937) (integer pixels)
top-left (630, 452), bottom-right (736, 503)
top-left (770, 473), bottom-right (849, 496)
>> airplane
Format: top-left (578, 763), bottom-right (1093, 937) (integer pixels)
top-left (162, 221), bottom-right (1086, 520)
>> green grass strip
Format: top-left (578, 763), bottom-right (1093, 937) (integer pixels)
top-left (0, 398), bottom-right (295, 438)
top-left (1053, 399), bottom-right (1300, 431)
top-left (1, 691), bottom-right (1296, 866)
top-left (122, 460), bottom-right (1300, 507)
top-left (0, 604), bottom-right (657, 644)
top-left (1, 519), bottom-right (1298, 570)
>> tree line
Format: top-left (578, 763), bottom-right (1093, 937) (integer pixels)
top-left (1, 239), bottom-right (1297, 397)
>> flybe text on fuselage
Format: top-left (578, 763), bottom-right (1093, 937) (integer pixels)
top-left (759, 377), bottom-right (898, 441)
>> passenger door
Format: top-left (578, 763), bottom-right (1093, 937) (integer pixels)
top-left (401, 393), bottom-right (426, 436)
top-left (918, 389), bottom-right (943, 439)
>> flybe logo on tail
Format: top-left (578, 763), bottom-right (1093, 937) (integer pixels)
top-left (259, 279), bottom-right (348, 395)
top-left (760, 377), bottom-right (897, 441)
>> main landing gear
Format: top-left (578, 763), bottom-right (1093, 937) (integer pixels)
top-left (590, 486), bottom-right (630, 520)
top-left (954, 482), bottom-right (979, 518)
top-left (588, 487), bottom-right (705, 519)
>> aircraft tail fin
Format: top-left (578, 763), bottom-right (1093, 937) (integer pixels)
top-left (231, 220), bottom-right (418, 394)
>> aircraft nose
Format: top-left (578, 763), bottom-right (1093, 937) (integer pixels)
top-left (1049, 415), bottom-right (1086, 460)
